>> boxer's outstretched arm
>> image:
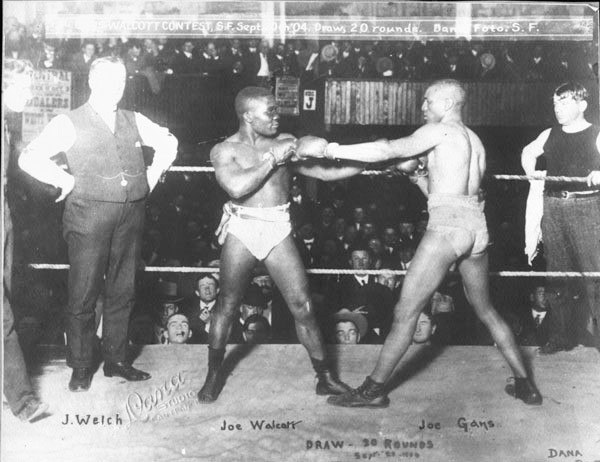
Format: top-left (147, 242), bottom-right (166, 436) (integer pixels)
top-left (293, 161), bottom-right (365, 181)
top-left (327, 124), bottom-right (445, 163)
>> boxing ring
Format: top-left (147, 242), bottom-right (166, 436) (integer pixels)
top-left (4, 1), bottom-right (600, 461)
top-left (8, 167), bottom-right (600, 462)
top-left (2, 345), bottom-right (600, 462)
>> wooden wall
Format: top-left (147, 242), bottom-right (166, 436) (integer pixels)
top-left (324, 79), bottom-right (599, 126)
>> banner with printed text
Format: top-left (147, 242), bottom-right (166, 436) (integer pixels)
top-left (22, 69), bottom-right (72, 144)
top-left (45, 15), bottom-right (594, 41)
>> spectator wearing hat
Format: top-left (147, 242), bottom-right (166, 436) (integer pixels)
top-left (229, 283), bottom-right (268, 343)
top-left (331, 308), bottom-right (368, 344)
top-left (242, 314), bottom-right (271, 344)
top-left (184, 274), bottom-right (219, 344)
top-left (327, 243), bottom-right (388, 337)
top-left (164, 313), bottom-right (193, 345)
top-left (155, 281), bottom-right (184, 344)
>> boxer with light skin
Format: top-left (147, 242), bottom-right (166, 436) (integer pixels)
top-left (297, 79), bottom-right (542, 407)
top-left (197, 86), bottom-right (366, 402)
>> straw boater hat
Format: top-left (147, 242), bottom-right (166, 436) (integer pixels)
top-left (320, 44), bottom-right (338, 62)
top-left (332, 308), bottom-right (368, 338)
top-left (480, 52), bottom-right (496, 70)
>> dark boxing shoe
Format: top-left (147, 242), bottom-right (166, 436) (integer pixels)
top-left (69, 367), bottom-right (92, 392)
top-left (103, 362), bottom-right (151, 381)
top-left (327, 376), bottom-right (390, 408)
top-left (197, 370), bottom-right (222, 403)
top-left (316, 370), bottom-right (352, 396)
top-left (505, 377), bottom-right (543, 405)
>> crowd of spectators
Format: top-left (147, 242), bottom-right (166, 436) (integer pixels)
top-left (5, 15), bottom-right (598, 101)
top-left (5, 17), bottom-right (596, 352)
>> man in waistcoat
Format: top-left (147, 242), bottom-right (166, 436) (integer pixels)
top-left (521, 81), bottom-right (600, 353)
top-left (18, 57), bottom-right (178, 392)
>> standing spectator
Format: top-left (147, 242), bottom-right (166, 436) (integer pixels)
top-left (18, 57), bottom-right (178, 391)
top-left (69, 40), bottom-right (96, 107)
top-left (521, 81), bottom-right (600, 352)
top-left (172, 40), bottom-right (200, 74)
top-left (3, 58), bottom-right (50, 422)
top-left (37, 41), bottom-right (62, 69)
top-left (197, 40), bottom-right (224, 78)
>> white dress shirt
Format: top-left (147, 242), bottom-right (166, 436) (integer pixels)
top-left (20, 99), bottom-right (177, 192)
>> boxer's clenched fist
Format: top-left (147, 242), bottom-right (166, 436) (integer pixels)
top-left (295, 136), bottom-right (329, 159)
top-left (270, 138), bottom-right (297, 165)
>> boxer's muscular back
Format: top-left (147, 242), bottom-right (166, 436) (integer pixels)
top-left (427, 121), bottom-right (486, 196)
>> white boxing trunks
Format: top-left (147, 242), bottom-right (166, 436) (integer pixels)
top-left (215, 201), bottom-right (292, 260)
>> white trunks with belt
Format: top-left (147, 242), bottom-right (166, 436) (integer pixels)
top-left (215, 201), bottom-right (292, 260)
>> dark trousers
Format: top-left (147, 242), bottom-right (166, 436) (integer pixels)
top-left (62, 197), bottom-right (145, 368)
top-left (542, 195), bottom-right (600, 346)
top-left (3, 202), bottom-right (36, 414)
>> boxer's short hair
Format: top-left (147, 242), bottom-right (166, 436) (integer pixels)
top-left (234, 86), bottom-right (272, 117)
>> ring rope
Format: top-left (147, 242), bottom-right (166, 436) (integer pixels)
top-left (27, 264), bottom-right (600, 278)
top-left (167, 167), bottom-right (589, 182)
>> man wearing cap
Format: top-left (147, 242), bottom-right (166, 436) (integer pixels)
top-left (332, 309), bottom-right (368, 345)
top-left (198, 86), bottom-right (366, 402)
top-left (19, 56), bottom-right (178, 391)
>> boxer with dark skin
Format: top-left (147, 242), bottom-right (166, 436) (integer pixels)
top-left (198, 86), bottom-right (365, 402)
top-left (298, 79), bottom-right (542, 407)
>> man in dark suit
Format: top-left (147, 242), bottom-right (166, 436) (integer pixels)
top-left (69, 40), bottom-right (96, 107)
top-left (19, 57), bottom-right (178, 391)
top-left (519, 284), bottom-right (554, 348)
top-left (183, 274), bottom-right (219, 344)
top-left (327, 243), bottom-right (388, 336)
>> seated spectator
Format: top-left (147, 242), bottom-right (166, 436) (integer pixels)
top-left (331, 308), bottom-right (368, 344)
top-left (164, 313), bottom-right (192, 345)
top-left (430, 290), bottom-right (457, 345)
top-left (154, 281), bottom-right (184, 344)
top-left (398, 244), bottom-right (415, 270)
top-left (242, 314), bottom-right (271, 344)
top-left (519, 284), bottom-right (558, 351)
top-left (229, 283), bottom-right (267, 343)
top-left (294, 221), bottom-right (321, 268)
top-left (184, 274), bottom-right (218, 344)
top-left (368, 237), bottom-right (385, 269)
top-left (413, 310), bottom-right (437, 345)
top-left (327, 243), bottom-right (389, 338)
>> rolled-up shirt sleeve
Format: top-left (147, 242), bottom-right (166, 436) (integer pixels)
top-left (18, 114), bottom-right (76, 188)
top-left (134, 112), bottom-right (178, 190)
